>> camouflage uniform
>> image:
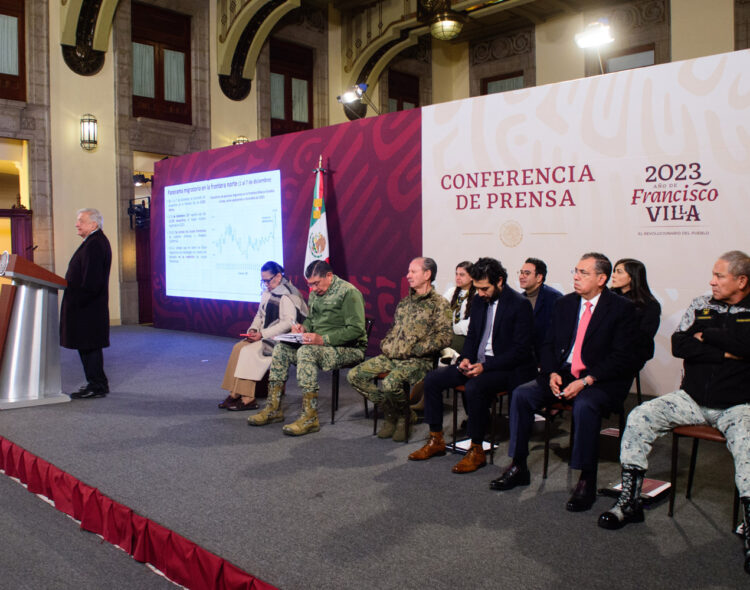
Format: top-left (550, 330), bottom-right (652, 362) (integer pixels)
top-left (251, 275), bottom-right (365, 433)
top-left (270, 341), bottom-right (365, 393)
top-left (347, 287), bottom-right (452, 405)
top-left (268, 274), bottom-right (367, 392)
top-left (620, 294), bottom-right (750, 496)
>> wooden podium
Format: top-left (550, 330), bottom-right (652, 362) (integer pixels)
top-left (0, 253), bottom-right (69, 409)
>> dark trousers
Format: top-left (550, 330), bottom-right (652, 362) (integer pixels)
top-left (508, 375), bottom-right (622, 472)
top-left (423, 366), bottom-right (511, 444)
top-left (78, 348), bottom-right (108, 391)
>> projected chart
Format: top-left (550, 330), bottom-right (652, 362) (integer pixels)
top-left (164, 170), bottom-right (283, 302)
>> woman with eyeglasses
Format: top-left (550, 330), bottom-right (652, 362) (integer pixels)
top-left (218, 261), bottom-right (308, 411)
top-left (610, 258), bottom-right (661, 371)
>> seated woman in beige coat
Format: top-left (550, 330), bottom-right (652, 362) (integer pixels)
top-left (218, 261), bottom-right (308, 411)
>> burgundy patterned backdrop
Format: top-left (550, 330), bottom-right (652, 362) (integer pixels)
top-left (152, 109), bottom-right (422, 352)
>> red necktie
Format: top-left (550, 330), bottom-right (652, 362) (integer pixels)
top-left (571, 301), bottom-right (592, 378)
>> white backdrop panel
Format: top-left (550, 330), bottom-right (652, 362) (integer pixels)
top-left (422, 50), bottom-right (750, 397)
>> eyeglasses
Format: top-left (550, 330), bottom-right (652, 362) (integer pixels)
top-left (518, 270), bottom-right (533, 277)
top-left (260, 274), bottom-right (279, 288)
top-left (571, 268), bottom-right (596, 277)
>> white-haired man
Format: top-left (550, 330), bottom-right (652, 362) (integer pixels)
top-left (61, 208), bottom-right (112, 399)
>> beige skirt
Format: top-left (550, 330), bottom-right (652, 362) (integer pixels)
top-left (221, 340), bottom-right (273, 397)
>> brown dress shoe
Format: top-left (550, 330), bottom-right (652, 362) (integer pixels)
top-left (451, 443), bottom-right (487, 473)
top-left (408, 432), bottom-right (447, 461)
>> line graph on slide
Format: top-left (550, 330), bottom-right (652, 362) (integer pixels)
top-left (211, 210), bottom-right (279, 263)
top-left (165, 170), bottom-right (284, 303)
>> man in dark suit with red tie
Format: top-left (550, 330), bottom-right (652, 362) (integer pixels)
top-left (60, 208), bottom-right (112, 399)
top-left (491, 252), bottom-right (636, 511)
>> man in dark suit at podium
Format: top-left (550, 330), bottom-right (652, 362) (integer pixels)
top-left (60, 208), bottom-right (112, 399)
top-left (492, 252), bottom-right (636, 512)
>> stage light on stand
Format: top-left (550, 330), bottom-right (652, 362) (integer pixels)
top-left (133, 173), bottom-right (150, 187)
top-left (575, 20), bottom-right (615, 74)
top-left (337, 83), bottom-right (381, 120)
top-left (575, 20), bottom-right (614, 48)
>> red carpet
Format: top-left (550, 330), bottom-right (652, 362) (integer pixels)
top-left (0, 436), bottom-right (276, 590)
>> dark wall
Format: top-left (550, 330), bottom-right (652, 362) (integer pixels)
top-left (151, 109), bottom-right (422, 352)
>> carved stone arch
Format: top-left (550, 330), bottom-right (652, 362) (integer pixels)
top-left (343, 22), bottom-right (429, 118)
top-left (217, 0), bottom-right (301, 101)
top-left (60, 0), bottom-right (120, 76)
top-left (378, 35), bottom-right (432, 112)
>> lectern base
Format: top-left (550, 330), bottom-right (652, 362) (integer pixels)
top-left (0, 393), bottom-right (70, 410)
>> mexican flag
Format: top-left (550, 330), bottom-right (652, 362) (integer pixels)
top-left (304, 155), bottom-right (330, 271)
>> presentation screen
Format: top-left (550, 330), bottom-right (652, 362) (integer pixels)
top-left (164, 170), bottom-right (283, 303)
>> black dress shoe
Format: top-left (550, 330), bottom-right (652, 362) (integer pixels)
top-left (566, 478), bottom-right (596, 512)
top-left (70, 386), bottom-right (108, 399)
top-left (489, 464), bottom-right (531, 491)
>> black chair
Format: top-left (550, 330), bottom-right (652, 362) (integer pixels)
top-left (669, 424), bottom-right (740, 530)
top-left (450, 384), bottom-right (508, 464)
top-left (330, 318), bottom-right (374, 424)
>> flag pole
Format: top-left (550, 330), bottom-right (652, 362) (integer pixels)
top-left (304, 155), bottom-right (330, 272)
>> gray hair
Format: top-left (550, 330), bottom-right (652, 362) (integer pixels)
top-left (720, 250), bottom-right (750, 278)
top-left (414, 256), bottom-right (437, 283)
top-left (78, 208), bottom-right (103, 229)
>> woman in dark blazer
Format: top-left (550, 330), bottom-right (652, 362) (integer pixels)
top-left (611, 258), bottom-right (661, 371)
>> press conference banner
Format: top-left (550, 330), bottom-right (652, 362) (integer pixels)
top-left (422, 50), bottom-right (750, 395)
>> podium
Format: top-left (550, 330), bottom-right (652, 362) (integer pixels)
top-left (0, 252), bottom-right (69, 409)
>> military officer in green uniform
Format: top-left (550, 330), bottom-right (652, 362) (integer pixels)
top-left (248, 260), bottom-right (367, 436)
top-left (347, 257), bottom-right (452, 441)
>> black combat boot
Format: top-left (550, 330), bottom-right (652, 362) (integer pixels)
top-left (598, 465), bottom-right (645, 530)
top-left (741, 496), bottom-right (750, 574)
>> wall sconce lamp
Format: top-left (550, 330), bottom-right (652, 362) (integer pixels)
top-left (233, 136), bottom-right (250, 145)
top-left (337, 83), bottom-right (381, 120)
top-left (575, 20), bottom-right (615, 74)
top-left (80, 114), bottom-right (98, 151)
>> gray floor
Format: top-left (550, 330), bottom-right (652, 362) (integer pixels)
top-left (0, 473), bottom-right (176, 589)
top-left (0, 325), bottom-right (746, 589)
